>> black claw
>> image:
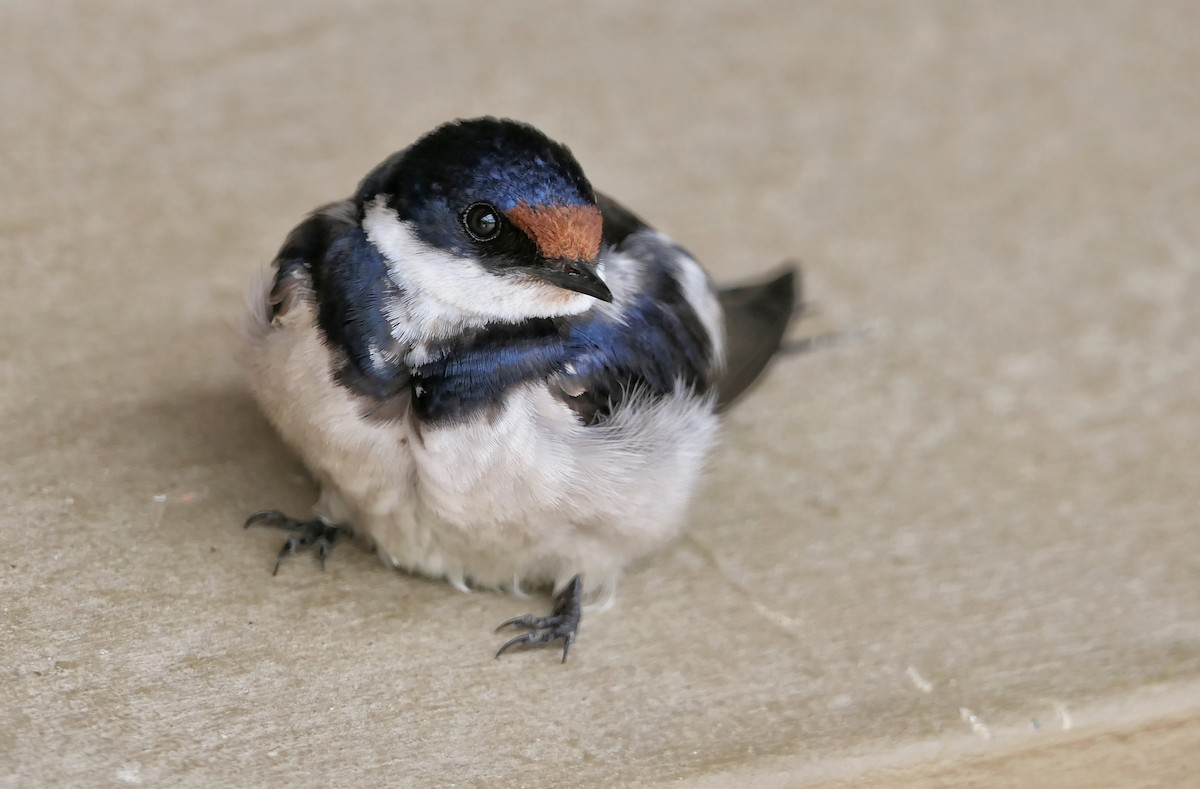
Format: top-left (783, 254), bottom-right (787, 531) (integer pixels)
top-left (244, 510), bottom-right (288, 529)
top-left (244, 509), bottom-right (346, 574)
top-left (494, 574), bottom-right (583, 663)
top-left (272, 542), bottom-right (292, 577)
top-left (494, 614), bottom-right (551, 632)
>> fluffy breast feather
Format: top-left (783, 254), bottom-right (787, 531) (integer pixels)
top-left (244, 287), bottom-right (718, 597)
top-left (242, 210), bottom-right (726, 598)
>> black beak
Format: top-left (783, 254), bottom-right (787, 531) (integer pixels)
top-left (535, 258), bottom-right (613, 303)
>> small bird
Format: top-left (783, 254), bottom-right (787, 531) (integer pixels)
top-left (243, 117), bottom-right (796, 661)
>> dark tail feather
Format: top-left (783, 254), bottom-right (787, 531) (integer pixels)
top-left (715, 263), bottom-right (801, 410)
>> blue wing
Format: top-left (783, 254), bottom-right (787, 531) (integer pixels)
top-left (270, 201), bottom-right (411, 402)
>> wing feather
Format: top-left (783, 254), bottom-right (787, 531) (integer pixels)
top-left (715, 266), bottom-right (799, 409)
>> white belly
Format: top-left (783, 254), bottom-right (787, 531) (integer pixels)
top-left (244, 301), bottom-right (718, 598)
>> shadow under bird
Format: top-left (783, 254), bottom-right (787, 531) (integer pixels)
top-left (243, 117), bottom-right (797, 662)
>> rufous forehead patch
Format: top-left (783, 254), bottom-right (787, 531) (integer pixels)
top-left (506, 203), bottom-right (602, 261)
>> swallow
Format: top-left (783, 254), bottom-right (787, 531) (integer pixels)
top-left (243, 117), bottom-right (797, 661)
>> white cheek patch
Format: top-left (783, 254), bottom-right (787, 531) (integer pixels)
top-left (362, 199), bottom-right (598, 339)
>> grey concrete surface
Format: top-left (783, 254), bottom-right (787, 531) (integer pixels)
top-left (2, 1), bottom-right (1198, 786)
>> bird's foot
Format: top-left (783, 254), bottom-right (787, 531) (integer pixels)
top-left (244, 510), bottom-right (346, 576)
top-left (495, 575), bottom-right (583, 663)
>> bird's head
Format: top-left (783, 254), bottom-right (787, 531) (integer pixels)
top-left (356, 118), bottom-right (611, 328)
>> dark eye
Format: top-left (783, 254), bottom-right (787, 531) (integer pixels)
top-left (462, 202), bottom-right (502, 242)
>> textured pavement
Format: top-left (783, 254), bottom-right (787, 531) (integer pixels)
top-left (3, 2), bottom-right (1199, 785)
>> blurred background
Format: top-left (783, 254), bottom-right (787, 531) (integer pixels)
top-left (2, 2), bottom-right (1198, 786)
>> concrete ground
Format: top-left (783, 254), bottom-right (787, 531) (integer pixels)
top-left (3, 1), bottom-right (1198, 786)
